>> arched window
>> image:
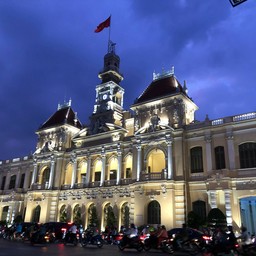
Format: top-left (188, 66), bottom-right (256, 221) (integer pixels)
top-left (190, 147), bottom-right (203, 173)
top-left (42, 167), bottom-right (50, 185)
top-left (239, 142), bottom-right (256, 168)
top-left (147, 200), bottom-right (161, 224)
top-left (215, 146), bottom-right (226, 170)
top-left (32, 205), bottom-right (41, 223)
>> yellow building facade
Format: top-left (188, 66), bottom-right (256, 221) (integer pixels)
top-left (0, 44), bottom-right (256, 235)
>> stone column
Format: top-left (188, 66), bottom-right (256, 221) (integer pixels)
top-left (117, 144), bottom-right (122, 185)
top-left (15, 170), bottom-right (21, 189)
top-left (48, 155), bottom-right (55, 189)
top-left (100, 148), bottom-right (106, 186)
top-left (31, 158), bottom-right (38, 186)
top-left (136, 141), bottom-right (142, 181)
top-left (226, 132), bottom-right (235, 170)
top-left (205, 135), bottom-right (212, 172)
top-left (85, 156), bottom-right (91, 186)
top-left (166, 134), bottom-right (173, 179)
top-left (71, 153), bottom-right (77, 188)
top-left (4, 171), bottom-right (10, 190)
top-left (224, 190), bottom-right (232, 226)
top-left (209, 190), bottom-right (217, 209)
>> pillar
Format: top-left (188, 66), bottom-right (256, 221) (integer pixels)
top-left (48, 155), bottom-right (55, 189)
top-left (166, 134), bottom-right (173, 179)
top-left (136, 142), bottom-right (142, 181)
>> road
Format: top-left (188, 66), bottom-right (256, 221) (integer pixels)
top-left (0, 239), bottom-right (190, 256)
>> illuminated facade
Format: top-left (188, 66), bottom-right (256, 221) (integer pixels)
top-left (0, 44), bottom-right (256, 235)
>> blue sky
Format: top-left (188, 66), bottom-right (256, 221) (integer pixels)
top-left (0, 0), bottom-right (255, 160)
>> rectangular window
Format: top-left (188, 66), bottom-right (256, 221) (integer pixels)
top-left (19, 173), bottom-right (25, 188)
top-left (215, 146), bottom-right (226, 169)
top-left (9, 175), bottom-right (16, 189)
top-left (191, 147), bottom-right (203, 173)
top-left (126, 168), bottom-right (131, 178)
top-left (1, 176), bottom-right (6, 190)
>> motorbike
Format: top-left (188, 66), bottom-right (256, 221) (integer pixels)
top-left (143, 233), bottom-right (172, 253)
top-left (103, 231), bottom-right (123, 245)
top-left (118, 235), bottom-right (144, 252)
top-left (30, 230), bottom-right (50, 245)
top-left (204, 240), bottom-right (241, 256)
top-left (80, 230), bottom-right (104, 248)
top-left (63, 231), bottom-right (79, 246)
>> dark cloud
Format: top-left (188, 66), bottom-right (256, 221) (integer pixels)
top-left (0, 0), bottom-right (255, 160)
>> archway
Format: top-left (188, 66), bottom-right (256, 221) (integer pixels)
top-left (147, 149), bottom-right (165, 173)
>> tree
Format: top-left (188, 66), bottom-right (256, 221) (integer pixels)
top-left (89, 205), bottom-right (99, 228)
top-left (207, 208), bottom-right (227, 227)
top-left (106, 205), bottom-right (117, 228)
top-left (187, 211), bottom-right (205, 229)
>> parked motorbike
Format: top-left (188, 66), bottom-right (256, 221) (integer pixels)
top-left (118, 235), bottom-right (144, 252)
top-left (80, 230), bottom-right (104, 248)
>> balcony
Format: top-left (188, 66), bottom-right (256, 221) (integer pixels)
top-left (140, 171), bottom-right (167, 181)
top-left (104, 180), bottom-right (117, 186)
top-left (61, 184), bottom-right (71, 190)
top-left (31, 183), bottom-right (47, 190)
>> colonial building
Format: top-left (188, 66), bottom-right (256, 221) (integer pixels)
top-left (0, 43), bottom-right (256, 235)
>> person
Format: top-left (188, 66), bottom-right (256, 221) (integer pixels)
top-left (67, 223), bottom-right (77, 242)
top-left (175, 224), bottom-right (189, 249)
top-left (13, 223), bottom-right (22, 239)
top-left (157, 225), bottom-right (168, 247)
top-left (123, 223), bottom-right (138, 245)
top-left (239, 227), bottom-right (251, 246)
top-left (226, 226), bottom-right (237, 246)
top-left (78, 224), bottom-right (84, 242)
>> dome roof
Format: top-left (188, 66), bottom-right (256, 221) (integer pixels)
top-left (135, 74), bottom-right (187, 104)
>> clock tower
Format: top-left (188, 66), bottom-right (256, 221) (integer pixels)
top-left (90, 41), bottom-right (125, 134)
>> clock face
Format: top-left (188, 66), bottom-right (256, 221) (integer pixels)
top-left (103, 94), bottom-right (107, 100)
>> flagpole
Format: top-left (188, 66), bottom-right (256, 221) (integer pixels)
top-left (108, 15), bottom-right (111, 52)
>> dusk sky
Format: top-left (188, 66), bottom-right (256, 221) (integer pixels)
top-left (0, 0), bottom-right (255, 160)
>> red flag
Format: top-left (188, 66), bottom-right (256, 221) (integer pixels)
top-left (95, 16), bottom-right (111, 33)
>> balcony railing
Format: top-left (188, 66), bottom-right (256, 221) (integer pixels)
top-left (104, 180), bottom-right (117, 186)
top-left (140, 171), bottom-right (167, 181)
